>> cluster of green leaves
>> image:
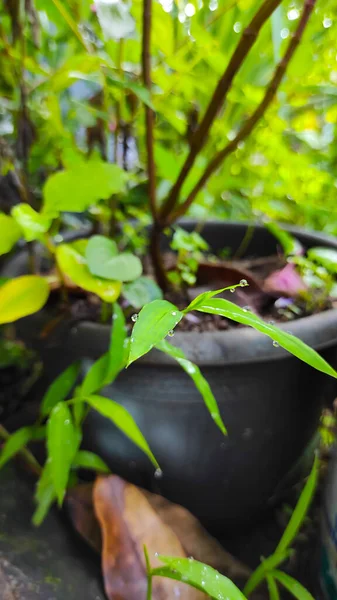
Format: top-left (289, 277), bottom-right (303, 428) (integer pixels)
top-left (144, 456), bottom-right (319, 599)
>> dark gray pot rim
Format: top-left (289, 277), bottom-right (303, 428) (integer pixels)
top-left (3, 220), bottom-right (337, 367)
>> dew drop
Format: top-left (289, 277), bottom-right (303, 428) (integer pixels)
top-left (154, 468), bottom-right (163, 479)
top-left (242, 305), bottom-right (251, 312)
top-left (268, 320), bottom-right (275, 325)
top-left (272, 340), bottom-right (279, 347)
top-left (154, 552), bottom-right (159, 557)
top-left (131, 313), bottom-right (138, 322)
top-left (131, 337), bottom-right (134, 343)
top-left (201, 580), bottom-right (206, 586)
top-left (188, 556), bottom-right (194, 562)
top-left (230, 288), bottom-right (235, 293)
top-left (239, 278), bottom-right (249, 287)
top-left (171, 311), bottom-right (177, 316)
top-left (167, 330), bottom-right (175, 337)
top-left (64, 419), bottom-right (70, 425)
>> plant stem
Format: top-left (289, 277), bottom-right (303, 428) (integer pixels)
top-left (159, 0), bottom-right (283, 222)
top-left (169, 0), bottom-right (316, 223)
top-left (101, 301), bottom-right (110, 324)
top-left (144, 546), bottom-right (153, 600)
top-left (0, 424), bottom-right (42, 477)
top-left (141, 0), bottom-right (157, 223)
top-left (150, 225), bottom-right (169, 292)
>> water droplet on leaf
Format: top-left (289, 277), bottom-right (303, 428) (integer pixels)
top-left (167, 330), bottom-right (175, 337)
top-left (154, 468), bottom-right (163, 479)
top-left (171, 311), bottom-right (177, 316)
top-left (230, 288), bottom-right (235, 293)
top-left (131, 313), bottom-right (138, 322)
top-left (272, 340), bottom-right (279, 347)
top-left (240, 278), bottom-right (249, 287)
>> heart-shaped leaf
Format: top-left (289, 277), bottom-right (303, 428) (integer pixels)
top-left (56, 240), bottom-right (122, 302)
top-left (11, 203), bottom-right (52, 242)
top-left (86, 235), bottom-right (142, 282)
top-left (0, 213), bottom-right (21, 256)
top-left (43, 159), bottom-right (128, 218)
top-left (128, 300), bottom-right (184, 365)
top-left (0, 275), bottom-right (50, 324)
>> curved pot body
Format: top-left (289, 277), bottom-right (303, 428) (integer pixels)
top-left (3, 222), bottom-right (337, 533)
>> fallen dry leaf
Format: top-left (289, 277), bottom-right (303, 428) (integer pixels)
top-left (66, 476), bottom-right (250, 600)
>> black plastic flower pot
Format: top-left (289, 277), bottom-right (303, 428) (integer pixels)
top-left (3, 222), bottom-right (337, 534)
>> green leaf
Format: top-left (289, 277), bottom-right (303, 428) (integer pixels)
top-left (184, 284), bottom-right (241, 313)
top-left (272, 571), bottom-right (315, 600)
top-left (307, 247), bottom-right (337, 274)
top-left (40, 362), bottom-right (81, 417)
top-left (267, 575), bottom-right (280, 600)
top-left (107, 75), bottom-right (155, 110)
top-left (0, 427), bottom-right (33, 469)
top-left (128, 300), bottom-right (183, 365)
top-left (243, 551), bottom-right (292, 596)
top-left (84, 395), bottom-right (159, 469)
top-left (192, 298), bottom-right (337, 379)
top-left (81, 354), bottom-right (110, 397)
top-left (32, 463), bottom-right (56, 526)
top-left (156, 339), bottom-right (227, 436)
top-left (56, 241), bottom-right (122, 302)
top-left (0, 276), bottom-right (50, 324)
top-left (42, 160), bottom-right (128, 218)
top-left (86, 235), bottom-right (142, 282)
top-left (123, 276), bottom-right (163, 309)
top-left (275, 456), bottom-right (319, 555)
top-left (72, 450), bottom-right (110, 473)
top-left (265, 222), bottom-right (302, 256)
top-left (0, 213), bottom-right (21, 255)
top-left (47, 402), bottom-right (80, 506)
top-left (11, 204), bottom-right (52, 242)
top-left (152, 556), bottom-right (247, 600)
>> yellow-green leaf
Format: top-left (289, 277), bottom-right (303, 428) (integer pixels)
top-left (11, 204), bottom-right (52, 242)
top-left (56, 241), bottom-right (121, 303)
top-left (0, 276), bottom-right (50, 324)
top-left (0, 213), bottom-right (21, 255)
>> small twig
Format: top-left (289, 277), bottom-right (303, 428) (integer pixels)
top-left (0, 425), bottom-right (42, 478)
top-left (159, 0), bottom-right (283, 222)
top-left (169, 0), bottom-right (316, 223)
top-left (51, 0), bottom-right (90, 51)
top-left (142, 0), bottom-right (157, 223)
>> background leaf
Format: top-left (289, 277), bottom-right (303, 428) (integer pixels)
top-left (123, 276), bottom-right (163, 308)
top-left (0, 213), bottom-right (21, 256)
top-left (0, 276), bottom-right (50, 324)
top-left (43, 160), bottom-right (128, 217)
top-left (0, 427), bottom-right (33, 469)
top-left (272, 571), bottom-right (315, 600)
top-left (32, 463), bottom-right (56, 526)
top-left (128, 300), bottom-right (183, 365)
top-left (11, 204), bottom-right (52, 242)
top-left (86, 235), bottom-right (142, 282)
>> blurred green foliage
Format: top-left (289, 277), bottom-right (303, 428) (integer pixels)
top-left (1, 0), bottom-right (337, 232)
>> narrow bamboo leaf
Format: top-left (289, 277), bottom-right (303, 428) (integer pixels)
top-left (273, 571), bottom-right (315, 600)
top-left (81, 304), bottom-right (126, 395)
top-left (0, 276), bottom-right (50, 324)
top-left (275, 456), bottom-right (319, 554)
top-left (156, 339), bottom-right (227, 435)
top-left (243, 551), bottom-right (292, 596)
top-left (47, 402), bottom-right (80, 506)
top-left (184, 284), bottom-right (242, 312)
top-left (267, 575), bottom-right (280, 600)
top-left (127, 300), bottom-right (183, 365)
top-left (32, 463), bottom-right (56, 526)
top-left (84, 395), bottom-right (159, 469)
top-left (193, 298), bottom-right (337, 379)
top-left (152, 557), bottom-right (247, 600)
top-left (0, 213), bottom-right (21, 255)
top-left (72, 450), bottom-right (110, 473)
top-left (0, 427), bottom-right (33, 469)
top-left (41, 362), bottom-right (80, 417)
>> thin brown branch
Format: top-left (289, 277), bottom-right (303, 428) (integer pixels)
top-left (159, 0), bottom-right (284, 222)
top-left (142, 0), bottom-right (157, 222)
top-left (170, 0), bottom-right (316, 223)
